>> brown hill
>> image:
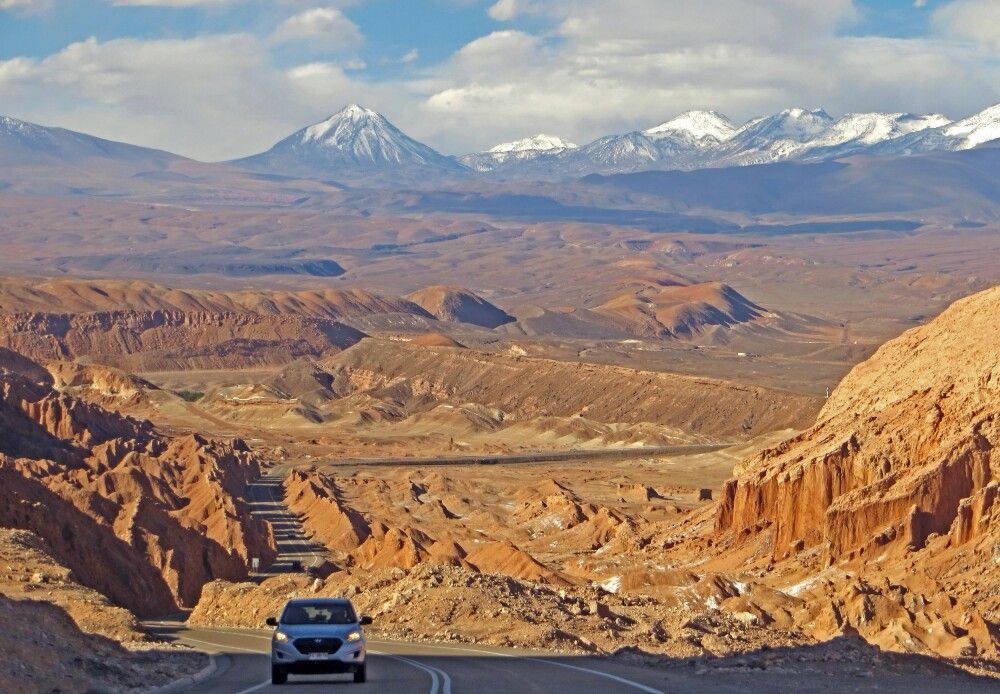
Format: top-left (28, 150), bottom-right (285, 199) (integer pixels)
top-left (594, 282), bottom-right (765, 338)
top-left (0, 278), bottom-right (430, 319)
top-left (406, 285), bottom-right (514, 329)
top-left (324, 338), bottom-right (821, 440)
top-left (0, 348), bottom-right (275, 614)
top-left (409, 332), bottom-right (465, 348)
top-left (0, 310), bottom-right (366, 371)
top-left (0, 278), bottom-right (455, 370)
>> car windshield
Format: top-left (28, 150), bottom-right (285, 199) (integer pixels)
top-left (281, 603), bottom-right (357, 626)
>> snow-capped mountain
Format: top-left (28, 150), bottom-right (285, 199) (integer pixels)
top-left (233, 104), bottom-right (465, 178)
top-left (944, 103), bottom-right (1000, 149)
top-left (561, 131), bottom-right (665, 174)
top-left (714, 108), bottom-right (835, 165)
top-left (489, 134), bottom-right (578, 154)
top-left (869, 103), bottom-right (1000, 156)
top-left (644, 110), bottom-right (736, 145)
top-left (459, 102), bottom-right (999, 178)
top-left (460, 134), bottom-right (577, 172)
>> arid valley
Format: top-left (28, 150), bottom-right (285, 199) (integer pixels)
top-left (1, 6), bottom-right (1000, 689)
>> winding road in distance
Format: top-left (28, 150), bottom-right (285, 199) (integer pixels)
top-left (149, 445), bottom-right (748, 692)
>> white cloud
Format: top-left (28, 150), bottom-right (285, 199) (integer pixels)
top-left (0, 0), bottom-right (51, 12)
top-left (488, 0), bottom-right (535, 21)
top-left (111, 0), bottom-right (239, 6)
top-left (420, 0), bottom-right (999, 152)
top-left (1, 0), bottom-right (998, 159)
top-left (934, 0), bottom-right (1000, 50)
top-left (0, 34), bottom-right (383, 160)
top-left (270, 7), bottom-right (364, 48)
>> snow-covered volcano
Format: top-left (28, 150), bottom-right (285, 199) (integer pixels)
top-left (232, 104), bottom-right (465, 177)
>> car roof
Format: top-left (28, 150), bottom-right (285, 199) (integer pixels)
top-left (284, 597), bottom-right (353, 606)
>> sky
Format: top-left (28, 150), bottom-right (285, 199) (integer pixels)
top-left (0, 0), bottom-right (997, 160)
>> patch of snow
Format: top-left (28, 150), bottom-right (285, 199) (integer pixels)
top-left (489, 134), bottom-right (577, 153)
top-left (645, 110), bottom-right (736, 143)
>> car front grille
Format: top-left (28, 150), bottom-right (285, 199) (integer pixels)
top-left (293, 637), bottom-right (344, 654)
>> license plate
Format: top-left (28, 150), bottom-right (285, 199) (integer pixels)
top-left (308, 653), bottom-right (330, 661)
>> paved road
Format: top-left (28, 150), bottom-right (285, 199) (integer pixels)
top-left (277, 444), bottom-right (731, 474)
top-left (215, 446), bottom-right (729, 690)
top-left (253, 445), bottom-right (729, 574)
top-left (147, 622), bottom-right (675, 693)
top-left (247, 473), bottom-right (326, 574)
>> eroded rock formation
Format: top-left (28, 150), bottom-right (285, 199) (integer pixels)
top-left (0, 348), bottom-right (276, 614)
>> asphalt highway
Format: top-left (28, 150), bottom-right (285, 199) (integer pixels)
top-left (146, 622), bottom-right (675, 693)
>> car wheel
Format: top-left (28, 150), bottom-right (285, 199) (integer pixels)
top-left (271, 665), bottom-right (288, 685)
top-left (353, 664), bottom-right (367, 683)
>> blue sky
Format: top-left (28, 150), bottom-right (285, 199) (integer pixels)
top-left (0, 0), bottom-right (996, 159)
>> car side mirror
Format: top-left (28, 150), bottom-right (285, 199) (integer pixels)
top-left (265, 616), bottom-right (278, 627)
top-left (359, 615), bottom-right (373, 626)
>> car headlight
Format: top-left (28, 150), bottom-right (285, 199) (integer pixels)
top-left (273, 631), bottom-right (290, 643)
top-left (346, 630), bottom-right (363, 643)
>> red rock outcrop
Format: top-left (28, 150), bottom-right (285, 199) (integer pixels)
top-left (0, 348), bottom-right (276, 614)
top-left (716, 286), bottom-right (999, 564)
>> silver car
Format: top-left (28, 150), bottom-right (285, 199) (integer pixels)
top-left (266, 598), bottom-right (372, 685)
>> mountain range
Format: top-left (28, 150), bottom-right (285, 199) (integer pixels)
top-left (1, 102), bottom-right (998, 184)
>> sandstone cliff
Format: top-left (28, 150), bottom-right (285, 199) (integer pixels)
top-left (716, 286), bottom-right (999, 562)
top-left (0, 348), bottom-right (276, 614)
top-left (705, 286), bottom-right (1000, 657)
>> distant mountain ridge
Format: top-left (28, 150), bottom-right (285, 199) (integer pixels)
top-left (0, 115), bottom-right (182, 169)
top-left (3, 101), bottom-right (998, 185)
top-left (465, 102), bottom-right (1000, 177)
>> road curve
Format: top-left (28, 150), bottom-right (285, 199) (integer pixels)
top-left (145, 622), bottom-right (675, 694)
top-left (274, 444), bottom-right (732, 475)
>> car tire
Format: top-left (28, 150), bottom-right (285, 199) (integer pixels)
top-left (271, 665), bottom-right (288, 685)
top-left (354, 664), bottom-right (367, 683)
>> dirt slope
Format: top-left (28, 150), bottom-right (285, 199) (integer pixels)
top-left (325, 338), bottom-right (821, 440)
top-left (0, 310), bottom-right (366, 371)
top-left (406, 285), bottom-right (515, 328)
top-left (0, 529), bottom-right (204, 693)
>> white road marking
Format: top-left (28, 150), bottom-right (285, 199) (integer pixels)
top-left (175, 628), bottom-right (661, 693)
top-left (521, 656), bottom-right (664, 694)
top-left (376, 652), bottom-right (452, 694)
top-left (232, 680), bottom-right (271, 694)
top-left (370, 639), bottom-right (665, 694)
top-left (174, 632), bottom-right (446, 694)
top-left (177, 635), bottom-right (267, 654)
